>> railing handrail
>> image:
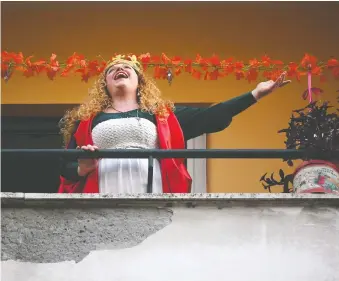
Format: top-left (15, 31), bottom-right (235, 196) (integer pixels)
top-left (2, 148), bottom-right (339, 160)
top-left (3, 148), bottom-right (338, 193)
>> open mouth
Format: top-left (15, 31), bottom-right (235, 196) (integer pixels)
top-left (114, 71), bottom-right (129, 80)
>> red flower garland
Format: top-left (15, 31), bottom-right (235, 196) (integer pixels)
top-left (1, 51), bottom-right (339, 83)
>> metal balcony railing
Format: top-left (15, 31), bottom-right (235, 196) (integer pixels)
top-left (2, 149), bottom-right (339, 193)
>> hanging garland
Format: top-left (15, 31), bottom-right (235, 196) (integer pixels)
top-left (1, 51), bottom-right (339, 84)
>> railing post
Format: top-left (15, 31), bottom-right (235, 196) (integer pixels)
top-left (147, 156), bottom-right (154, 193)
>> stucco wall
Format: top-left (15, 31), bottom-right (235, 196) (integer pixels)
top-left (1, 193), bottom-right (339, 281)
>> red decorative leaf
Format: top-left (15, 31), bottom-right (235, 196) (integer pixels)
top-left (66, 52), bottom-right (85, 65)
top-left (24, 56), bottom-right (34, 66)
top-left (43, 54), bottom-right (60, 80)
top-left (210, 69), bottom-right (219, 80)
top-left (184, 59), bottom-right (193, 73)
top-left (139, 53), bottom-right (151, 64)
top-left (151, 55), bottom-right (161, 63)
top-left (23, 56), bottom-right (45, 75)
top-left (152, 66), bottom-right (167, 79)
top-left (171, 56), bottom-right (181, 66)
top-left (80, 59), bottom-right (87, 68)
top-left (97, 62), bottom-right (107, 73)
top-left (235, 70), bottom-right (245, 80)
top-left (141, 64), bottom-right (148, 72)
top-left (249, 58), bottom-right (260, 68)
top-left (0, 51), bottom-right (337, 84)
top-left (48, 53), bottom-right (59, 71)
top-left (327, 58), bottom-right (338, 68)
top-left (161, 53), bottom-right (171, 64)
top-left (311, 66), bottom-right (322, 75)
top-left (75, 68), bottom-right (92, 82)
top-left (60, 68), bottom-right (71, 77)
top-left (287, 62), bottom-right (301, 81)
top-left (261, 55), bottom-right (271, 67)
top-left (46, 69), bottom-right (58, 80)
top-left (271, 70), bottom-right (283, 81)
top-left (192, 69), bottom-right (201, 80)
top-left (246, 69), bottom-right (258, 82)
top-left (195, 54), bottom-right (202, 64)
top-left (235, 61), bottom-right (244, 70)
top-left (23, 68), bottom-right (34, 78)
top-left (160, 67), bottom-right (167, 79)
top-left (50, 53), bottom-right (57, 62)
top-left (222, 59), bottom-right (234, 75)
top-left (201, 63), bottom-right (209, 72)
top-left (154, 66), bottom-right (161, 79)
top-left (301, 53), bottom-right (317, 69)
top-left (175, 66), bottom-right (182, 76)
top-left (81, 73), bottom-right (91, 82)
top-left (87, 60), bottom-right (100, 75)
top-left (209, 55), bottom-right (220, 66)
top-left (263, 71), bottom-right (272, 80)
top-left (1, 51), bottom-right (24, 64)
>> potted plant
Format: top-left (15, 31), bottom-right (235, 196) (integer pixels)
top-left (260, 91), bottom-right (339, 194)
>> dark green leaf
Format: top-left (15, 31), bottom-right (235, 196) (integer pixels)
top-left (279, 169), bottom-right (285, 179)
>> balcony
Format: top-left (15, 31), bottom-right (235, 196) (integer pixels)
top-left (2, 192), bottom-right (339, 281)
top-left (1, 149), bottom-right (339, 281)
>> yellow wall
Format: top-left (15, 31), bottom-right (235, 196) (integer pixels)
top-left (2, 2), bottom-right (339, 192)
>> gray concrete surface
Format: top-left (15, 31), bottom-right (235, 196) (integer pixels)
top-left (1, 193), bottom-right (339, 281)
top-left (1, 208), bottom-right (172, 263)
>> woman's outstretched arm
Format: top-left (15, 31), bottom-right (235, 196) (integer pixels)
top-left (175, 72), bottom-right (291, 141)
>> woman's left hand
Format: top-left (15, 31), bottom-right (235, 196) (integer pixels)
top-left (251, 71), bottom-right (291, 101)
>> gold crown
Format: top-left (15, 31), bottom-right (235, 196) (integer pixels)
top-left (104, 54), bottom-right (142, 74)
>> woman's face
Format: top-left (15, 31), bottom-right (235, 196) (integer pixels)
top-left (105, 63), bottom-right (139, 96)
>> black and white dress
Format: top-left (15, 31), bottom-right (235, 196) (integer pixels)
top-left (60, 92), bottom-right (256, 193)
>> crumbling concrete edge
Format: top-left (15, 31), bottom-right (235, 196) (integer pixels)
top-left (1, 192), bottom-right (339, 208)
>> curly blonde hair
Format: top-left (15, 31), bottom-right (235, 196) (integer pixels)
top-left (59, 71), bottom-right (174, 146)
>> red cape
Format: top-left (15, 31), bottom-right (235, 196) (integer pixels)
top-left (58, 111), bottom-right (192, 193)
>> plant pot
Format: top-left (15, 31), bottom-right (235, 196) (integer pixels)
top-left (292, 160), bottom-right (339, 194)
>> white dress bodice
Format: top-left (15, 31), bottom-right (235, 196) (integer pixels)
top-left (92, 117), bottom-right (159, 150)
top-left (91, 117), bottom-right (163, 194)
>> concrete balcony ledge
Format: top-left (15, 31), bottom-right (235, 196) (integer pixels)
top-left (2, 192), bottom-right (339, 281)
top-left (2, 192), bottom-right (339, 208)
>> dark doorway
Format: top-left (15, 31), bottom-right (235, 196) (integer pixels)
top-left (1, 104), bottom-right (70, 193)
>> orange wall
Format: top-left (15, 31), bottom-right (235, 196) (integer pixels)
top-left (2, 2), bottom-right (339, 192)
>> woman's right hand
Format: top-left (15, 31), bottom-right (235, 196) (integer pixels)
top-left (77, 145), bottom-right (99, 176)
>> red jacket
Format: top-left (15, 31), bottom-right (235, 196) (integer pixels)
top-left (58, 111), bottom-right (192, 193)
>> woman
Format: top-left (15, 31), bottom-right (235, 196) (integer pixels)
top-left (59, 55), bottom-right (290, 194)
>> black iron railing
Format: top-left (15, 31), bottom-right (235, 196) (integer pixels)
top-left (2, 149), bottom-right (339, 193)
